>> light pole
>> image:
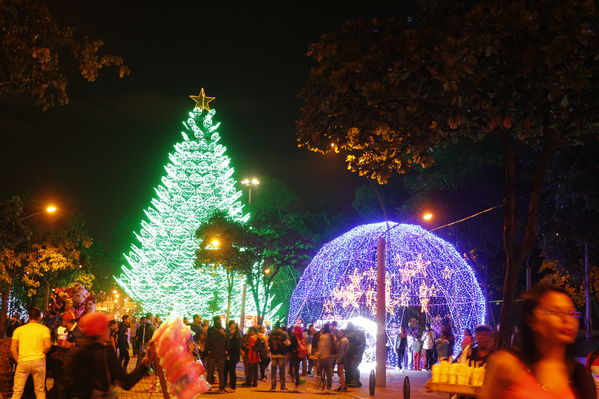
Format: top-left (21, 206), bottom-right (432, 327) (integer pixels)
top-left (241, 178), bottom-right (260, 206)
top-left (19, 204), bottom-right (58, 313)
top-left (239, 178), bottom-right (260, 332)
top-left (19, 204), bottom-right (58, 222)
top-left (375, 211), bottom-right (435, 387)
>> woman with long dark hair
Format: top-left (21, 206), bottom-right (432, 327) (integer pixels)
top-left (482, 285), bottom-right (595, 399)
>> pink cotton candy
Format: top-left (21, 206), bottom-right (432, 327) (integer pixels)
top-left (160, 345), bottom-right (187, 369)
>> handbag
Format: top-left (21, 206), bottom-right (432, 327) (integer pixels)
top-left (91, 346), bottom-right (118, 399)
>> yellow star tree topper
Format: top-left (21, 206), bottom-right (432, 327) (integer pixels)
top-left (189, 88), bottom-right (215, 111)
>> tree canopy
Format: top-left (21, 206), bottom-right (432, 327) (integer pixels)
top-left (297, 0), bottom-right (599, 346)
top-left (0, 0), bottom-right (129, 109)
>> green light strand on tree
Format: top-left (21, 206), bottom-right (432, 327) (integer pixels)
top-left (115, 92), bottom-right (251, 317)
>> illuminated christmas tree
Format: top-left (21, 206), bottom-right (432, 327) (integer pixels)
top-left (115, 89), bottom-right (249, 316)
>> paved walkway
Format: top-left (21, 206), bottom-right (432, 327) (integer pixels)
top-left (118, 358), bottom-right (445, 399)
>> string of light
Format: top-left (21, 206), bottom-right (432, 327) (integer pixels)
top-left (288, 222), bottom-right (486, 359)
top-left (115, 95), bottom-right (257, 317)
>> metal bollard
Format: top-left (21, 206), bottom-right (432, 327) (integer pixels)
top-left (369, 369), bottom-right (376, 396)
top-left (403, 376), bottom-right (410, 399)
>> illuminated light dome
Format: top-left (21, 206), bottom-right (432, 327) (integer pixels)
top-left (288, 222), bottom-right (486, 356)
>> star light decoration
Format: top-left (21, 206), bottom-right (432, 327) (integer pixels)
top-left (398, 253), bottom-right (430, 283)
top-left (288, 222), bottom-right (486, 358)
top-left (189, 88), bottom-right (215, 111)
top-left (441, 265), bottom-right (455, 280)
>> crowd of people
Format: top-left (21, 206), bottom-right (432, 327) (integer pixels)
top-left (392, 318), bottom-right (495, 372)
top-left (4, 283), bottom-right (599, 398)
top-left (131, 315), bottom-right (368, 393)
top-left (8, 308), bottom-right (150, 399)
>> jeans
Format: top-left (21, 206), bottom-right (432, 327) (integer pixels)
top-left (118, 346), bottom-right (130, 369)
top-left (224, 359), bottom-right (238, 389)
top-left (12, 359), bottom-right (46, 399)
top-left (318, 357), bottom-right (335, 390)
top-left (270, 357), bottom-right (286, 388)
top-left (337, 363), bottom-right (346, 389)
top-left (425, 349), bottom-right (434, 370)
top-left (396, 348), bottom-right (406, 368)
top-left (207, 357), bottom-right (226, 390)
top-left (247, 362), bottom-right (259, 386)
top-left (259, 356), bottom-right (270, 380)
top-left (290, 356), bottom-right (302, 386)
top-left (346, 356), bottom-right (362, 387)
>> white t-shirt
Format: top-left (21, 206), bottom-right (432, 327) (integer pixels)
top-left (422, 330), bottom-right (435, 350)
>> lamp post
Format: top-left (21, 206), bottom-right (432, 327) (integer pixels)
top-left (239, 178), bottom-right (260, 332)
top-left (19, 204), bottom-right (59, 313)
top-left (374, 211), bottom-right (435, 387)
top-left (375, 236), bottom-right (387, 387)
top-left (241, 178), bottom-right (260, 206)
top-left (19, 204), bottom-right (58, 222)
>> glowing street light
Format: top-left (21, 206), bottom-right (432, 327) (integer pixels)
top-left (422, 212), bottom-right (434, 221)
top-left (209, 238), bottom-right (221, 249)
top-left (241, 177), bottom-right (260, 206)
top-left (263, 267), bottom-right (271, 275)
top-left (19, 203), bottom-right (59, 222)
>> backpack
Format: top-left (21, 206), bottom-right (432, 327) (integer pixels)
top-left (296, 338), bottom-right (308, 359)
top-left (270, 334), bottom-right (281, 353)
top-left (253, 337), bottom-right (266, 356)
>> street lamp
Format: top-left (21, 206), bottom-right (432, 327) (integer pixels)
top-left (422, 212), bottom-right (434, 222)
top-left (209, 238), bottom-right (221, 250)
top-left (239, 177), bottom-right (260, 333)
top-left (19, 204), bottom-right (59, 222)
top-left (241, 178), bottom-right (260, 207)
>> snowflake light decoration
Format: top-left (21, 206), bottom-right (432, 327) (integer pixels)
top-left (288, 222), bottom-right (486, 358)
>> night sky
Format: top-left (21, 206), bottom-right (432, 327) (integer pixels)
top-left (0, 1), bottom-right (405, 241)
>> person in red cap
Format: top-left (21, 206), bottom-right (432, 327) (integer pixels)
top-left (65, 312), bottom-right (151, 399)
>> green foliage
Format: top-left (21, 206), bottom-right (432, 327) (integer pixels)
top-left (250, 177), bottom-right (300, 216)
top-left (539, 142), bottom-right (599, 270)
top-left (207, 291), bottom-right (222, 315)
top-left (297, 0), bottom-right (599, 346)
top-left (0, 196), bottom-right (95, 335)
top-left (196, 211), bottom-right (258, 273)
top-left (297, 0), bottom-right (599, 183)
top-left (0, 0), bottom-right (129, 109)
top-left (0, 196), bottom-right (30, 249)
top-left (196, 209), bottom-right (313, 323)
top-left (539, 259), bottom-right (598, 308)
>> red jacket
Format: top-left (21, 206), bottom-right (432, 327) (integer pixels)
top-left (246, 335), bottom-right (260, 364)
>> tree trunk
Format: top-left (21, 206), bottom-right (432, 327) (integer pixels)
top-left (225, 272), bottom-right (234, 324)
top-left (0, 281), bottom-right (13, 338)
top-left (247, 276), bottom-right (262, 326)
top-left (496, 130), bottom-right (555, 349)
top-left (497, 134), bottom-right (520, 348)
top-left (584, 241), bottom-right (591, 343)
